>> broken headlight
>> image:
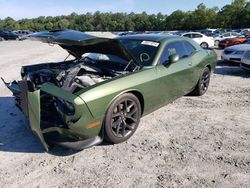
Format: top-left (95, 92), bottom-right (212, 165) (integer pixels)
top-left (55, 99), bottom-right (75, 116)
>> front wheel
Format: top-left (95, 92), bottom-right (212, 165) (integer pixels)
top-left (104, 93), bottom-right (141, 144)
top-left (189, 67), bottom-right (211, 96)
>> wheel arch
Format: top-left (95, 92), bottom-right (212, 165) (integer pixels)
top-left (101, 89), bottom-right (145, 141)
top-left (129, 90), bottom-right (145, 115)
top-left (104, 89), bottom-right (145, 118)
top-left (206, 64), bottom-right (211, 71)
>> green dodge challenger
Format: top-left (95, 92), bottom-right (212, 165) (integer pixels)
top-left (2, 30), bottom-right (217, 151)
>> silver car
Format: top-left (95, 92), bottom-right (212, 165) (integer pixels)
top-left (221, 40), bottom-right (250, 63)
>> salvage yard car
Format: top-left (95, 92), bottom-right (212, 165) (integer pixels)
top-left (0, 30), bottom-right (19, 40)
top-left (214, 32), bottom-right (240, 46)
top-left (2, 30), bottom-right (217, 151)
top-left (221, 39), bottom-right (250, 63)
top-left (218, 35), bottom-right (247, 49)
top-left (182, 32), bottom-right (214, 48)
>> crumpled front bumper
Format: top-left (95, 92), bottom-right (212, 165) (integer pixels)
top-left (2, 79), bottom-right (103, 151)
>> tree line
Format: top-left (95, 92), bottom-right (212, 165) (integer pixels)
top-left (0, 0), bottom-right (249, 31)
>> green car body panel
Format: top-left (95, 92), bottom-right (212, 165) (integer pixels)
top-left (3, 30), bottom-right (217, 151)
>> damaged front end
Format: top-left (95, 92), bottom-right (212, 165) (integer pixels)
top-left (2, 30), bottom-right (139, 151)
top-left (2, 50), bottom-right (134, 151)
top-left (2, 78), bottom-right (103, 151)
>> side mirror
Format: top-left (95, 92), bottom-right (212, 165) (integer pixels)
top-left (169, 54), bottom-right (179, 64)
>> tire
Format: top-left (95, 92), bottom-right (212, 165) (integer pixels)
top-left (214, 40), bottom-right (219, 46)
top-left (200, 42), bottom-right (209, 49)
top-left (104, 93), bottom-right (141, 144)
top-left (189, 67), bottom-right (211, 96)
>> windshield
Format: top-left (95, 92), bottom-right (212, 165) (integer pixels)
top-left (119, 39), bottom-right (160, 66)
top-left (81, 53), bottom-right (139, 72)
top-left (83, 53), bottom-right (128, 64)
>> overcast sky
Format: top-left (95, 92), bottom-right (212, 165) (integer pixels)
top-left (0, 0), bottom-right (233, 19)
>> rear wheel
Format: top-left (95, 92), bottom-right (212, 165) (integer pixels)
top-left (189, 67), bottom-right (211, 96)
top-left (200, 42), bottom-right (209, 49)
top-left (104, 93), bottom-right (141, 144)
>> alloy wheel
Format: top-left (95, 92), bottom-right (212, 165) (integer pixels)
top-left (200, 70), bottom-right (210, 92)
top-left (111, 99), bottom-right (139, 138)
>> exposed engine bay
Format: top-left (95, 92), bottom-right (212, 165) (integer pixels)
top-left (21, 56), bottom-right (137, 93)
top-left (1, 55), bottom-right (137, 132)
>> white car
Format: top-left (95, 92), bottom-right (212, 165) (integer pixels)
top-left (221, 40), bottom-right (250, 63)
top-left (241, 50), bottom-right (250, 70)
top-left (182, 32), bottom-right (214, 48)
top-left (214, 32), bottom-right (239, 46)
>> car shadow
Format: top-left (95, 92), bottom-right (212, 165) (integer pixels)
top-left (215, 60), bottom-right (250, 78)
top-left (0, 96), bottom-right (82, 156)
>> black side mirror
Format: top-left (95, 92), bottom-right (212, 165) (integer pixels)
top-left (162, 54), bottom-right (180, 67)
top-left (169, 54), bottom-right (179, 64)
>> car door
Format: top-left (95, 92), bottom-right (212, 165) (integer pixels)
top-left (223, 33), bottom-right (231, 39)
top-left (155, 41), bottom-right (197, 105)
top-left (182, 41), bottom-right (202, 87)
top-left (192, 33), bottom-right (203, 44)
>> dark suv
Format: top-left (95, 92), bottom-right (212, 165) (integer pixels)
top-left (0, 30), bottom-right (19, 40)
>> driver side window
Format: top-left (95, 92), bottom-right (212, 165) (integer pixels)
top-left (160, 41), bottom-right (186, 64)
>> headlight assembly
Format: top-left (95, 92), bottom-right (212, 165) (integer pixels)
top-left (234, 51), bottom-right (245, 55)
top-left (55, 99), bottom-right (75, 116)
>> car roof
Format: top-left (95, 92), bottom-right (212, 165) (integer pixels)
top-left (117, 34), bottom-right (177, 42)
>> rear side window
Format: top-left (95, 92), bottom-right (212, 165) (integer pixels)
top-left (183, 41), bottom-right (196, 56)
top-left (183, 34), bottom-right (192, 38)
top-left (193, 34), bottom-right (202, 38)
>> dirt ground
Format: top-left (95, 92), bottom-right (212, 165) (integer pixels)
top-left (0, 40), bottom-right (249, 188)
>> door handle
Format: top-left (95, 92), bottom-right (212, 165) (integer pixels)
top-left (188, 62), bottom-right (193, 66)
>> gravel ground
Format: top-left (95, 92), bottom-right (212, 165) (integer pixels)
top-left (0, 40), bottom-right (249, 188)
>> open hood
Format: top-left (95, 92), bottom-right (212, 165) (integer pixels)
top-left (28, 30), bottom-right (136, 63)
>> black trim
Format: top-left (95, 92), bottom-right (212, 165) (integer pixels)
top-left (45, 133), bottom-right (103, 151)
top-left (241, 63), bottom-right (250, 69)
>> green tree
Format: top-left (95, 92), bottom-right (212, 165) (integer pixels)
top-left (1, 0), bottom-right (250, 32)
top-left (165, 10), bottom-right (187, 30)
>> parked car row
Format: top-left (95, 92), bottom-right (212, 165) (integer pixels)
top-left (0, 30), bottom-right (38, 41)
top-left (118, 29), bottom-right (250, 50)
